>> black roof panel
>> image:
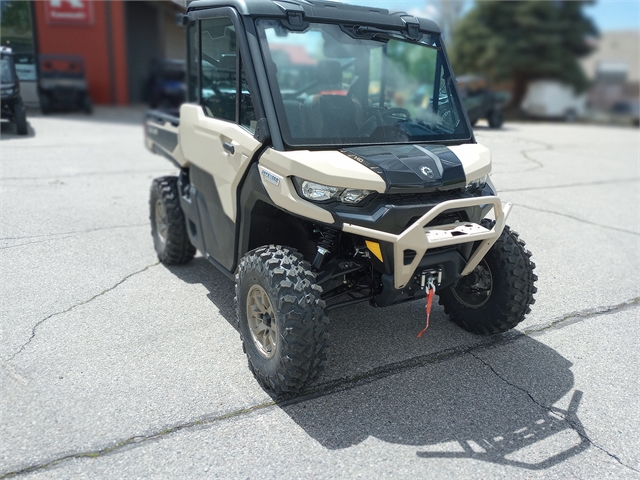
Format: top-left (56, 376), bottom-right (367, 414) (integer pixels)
top-left (187, 0), bottom-right (440, 33)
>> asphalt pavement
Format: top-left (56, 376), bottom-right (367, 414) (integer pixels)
top-left (1, 109), bottom-right (638, 479)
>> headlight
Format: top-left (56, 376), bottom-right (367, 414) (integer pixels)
top-left (339, 189), bottom-right (371, 204)
top-left (301, 181), bottom-right (339, 202)
top-left (296, 179), bottom-right (372, 205)
top-left (464, 175), bottom-right (488, 193)
top-left (1, 88), bottom-right (14, 96)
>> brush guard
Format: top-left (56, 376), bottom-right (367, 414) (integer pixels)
top-left (342, 196), bottom-right (512, 290)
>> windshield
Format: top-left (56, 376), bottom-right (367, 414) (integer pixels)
top-left (1, 57), bottom-right (15, 84)
top-left (257, 20), bottom-right (470, 147)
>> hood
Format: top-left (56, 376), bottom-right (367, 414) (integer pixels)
top-left (341, 144), bottom-right (467, 193)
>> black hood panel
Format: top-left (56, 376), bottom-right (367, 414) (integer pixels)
top-left (341, 145), bottom-right (466, 193)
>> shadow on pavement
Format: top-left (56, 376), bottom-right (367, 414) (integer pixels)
top-left (0, 120), bottom-right (36, 139)
top-left (165, 256), bottom-right (588, 471)
top-left (283, 335), bottom-right (587, 470)
top-left (165, 256), bottom-right (238, 330)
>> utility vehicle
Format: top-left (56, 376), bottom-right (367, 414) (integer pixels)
top-left (1, 47), bottom-right (28, 135)
top-left (145, 0), bottom-right (537, 394)
top-left (456, 75), bottom-right (507, 128)
top-left (39, 54), bottom-right (92, 114)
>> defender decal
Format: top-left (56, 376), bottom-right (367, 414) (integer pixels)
top-left (260, 167), bottom-right (281, 186)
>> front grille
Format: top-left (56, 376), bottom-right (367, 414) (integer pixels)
top-left (380, 190), bottom-right (466, 206)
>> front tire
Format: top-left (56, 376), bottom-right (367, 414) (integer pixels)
top-left (488, 109), bottom-right (504, 129)
top-left (236, 245), bottom-right (329, 395)
top-left (15, 103), bottom-right (27, 135)
top-left (149, 176), bottom-right (195, 265)
top-left (439, 221), bottom-right (537, 335)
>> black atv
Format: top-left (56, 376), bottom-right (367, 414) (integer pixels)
top-left (457, 75), bottom-right (508, 129)
top-left (1, 47), bottom-right (28, 135)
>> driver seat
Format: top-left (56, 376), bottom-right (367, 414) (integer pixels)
top-left (305, 60), bottom-right (363, 139)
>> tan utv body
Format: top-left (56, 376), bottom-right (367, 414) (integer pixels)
top-left (145, 0), bottom-right (537, 395)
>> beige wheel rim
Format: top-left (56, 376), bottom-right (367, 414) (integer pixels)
top-left (155, 199), bottom-right (168, 245)
top-left (246, 285), bottom-right (278, 358)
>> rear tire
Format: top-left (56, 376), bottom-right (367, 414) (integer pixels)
top-left (14, 103), bottom-right (27, 135)
top-left (236, 245), bottom-right (329, 395)
top-left (439, 220), bottom-right (537, 335)
top-left (40, 94), bottom-right (51, 114)
top-left (488, 109), bottom-right (504, 129)
top-left (82, 95), bottom-right (92, 115)
top-left (149, 176), bottom-right (195, 265)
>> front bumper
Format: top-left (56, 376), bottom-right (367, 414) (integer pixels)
top-left (342, 196), bottom-right (512, 289)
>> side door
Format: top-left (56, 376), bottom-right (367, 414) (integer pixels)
top-left (179, 13), bottom-right (263, 272)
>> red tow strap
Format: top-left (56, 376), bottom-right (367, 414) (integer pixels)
top-left (417, 284), bottom-right (435, 338)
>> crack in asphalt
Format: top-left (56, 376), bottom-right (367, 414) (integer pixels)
top-left (500, 177), bottom-right (639, 193)
top-left (520, 144), bottom-right (548, 171)
top-left (469, 352), bottom-right (640, 474)
top-left (0, 402), bottom-right (277, 478)
top-left (0, 224), bottom-right (148, 250)
top-left (0, 235), bottom-right (78, 251)
top-left (524, 296), bottom-right (640, 336)
top-left (3, 297), bottom-right (638, 477)
top-left (4, 262), bottom-right (160, 363)
top-left (515, 204), bottom-right (639, 236)
top-left (0, 224), bottom-right (148, 241)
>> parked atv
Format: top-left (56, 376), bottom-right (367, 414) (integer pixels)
top-left (457, 75), bottom-right (508, 128)
top-left (38, 54), bottom-right (92, 114)
top-left (145, 0), bottom-right (536, 395)
top-left (147, 58), bottom-right (186, 112)
top-left (1, 47), bottom-right (28, 135)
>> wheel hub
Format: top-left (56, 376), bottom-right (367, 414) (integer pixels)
top-left (451, 259), bottom-right (493, 308)
top-left (246, 285), bottom-right (278, 359)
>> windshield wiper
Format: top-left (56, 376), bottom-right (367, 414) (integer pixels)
top-left (341, 24), bottom-right (439, 47)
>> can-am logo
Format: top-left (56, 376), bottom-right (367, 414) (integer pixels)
top-left (45, 0), bottom-right (94, 25)
top-left (420, 166), bottom-right (434, 178)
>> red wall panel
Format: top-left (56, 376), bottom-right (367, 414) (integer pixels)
top-left (35, 0), bottom-right (128, 105)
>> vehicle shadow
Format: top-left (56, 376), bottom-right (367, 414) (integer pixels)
top-left (0, 120), bottom-right (36, 139)
top-left (282, 336), bottom-right (588, 470)
top-left (165, 256), bottom-right (588, 471)
top-left (165, 256), bottom-right (239, 331)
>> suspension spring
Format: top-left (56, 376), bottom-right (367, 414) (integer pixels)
top-left (312, 227), bottom-right (339, 270)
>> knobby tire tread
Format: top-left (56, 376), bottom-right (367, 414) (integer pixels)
top-left (150, 176), bottom-right (195, 265)
top-left (236, 245), bottom-right (329, 395)
top-left (439, 220), bottom-right (537, 335)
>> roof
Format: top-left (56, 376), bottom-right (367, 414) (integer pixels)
top-left (186, 0), bottom-right (440, 34)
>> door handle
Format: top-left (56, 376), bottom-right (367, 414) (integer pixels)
top-left (223, 142), bottom-right (235, 154)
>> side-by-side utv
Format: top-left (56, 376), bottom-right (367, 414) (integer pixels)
top-left (144, 0), bottom-right (537, 395)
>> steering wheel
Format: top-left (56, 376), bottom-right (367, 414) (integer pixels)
top-left (383, 107), bottom-right (411, 121)
top-left (360, 106), bottom-right (412, 136)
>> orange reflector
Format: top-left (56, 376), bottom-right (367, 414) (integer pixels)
top-left (365, 240), bottom-right (383, 262)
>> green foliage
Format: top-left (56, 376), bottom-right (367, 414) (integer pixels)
top-left (1, 1), bottom-right (32, 35)
top-left (450, 1), bottom-right (598, 99)
top-left (386, 39), bottom-right (437, 83)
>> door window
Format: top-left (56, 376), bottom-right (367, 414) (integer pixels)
top-left (199, 17), bottom-right (256, 133)
top-left (200, 17), bottom-right (237, 121)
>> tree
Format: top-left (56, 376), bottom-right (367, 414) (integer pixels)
top-left (449, 1), bottom-right (598, 108)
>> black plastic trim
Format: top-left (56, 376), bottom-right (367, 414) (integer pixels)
top-left (190, 164), bottom-right (237, 271)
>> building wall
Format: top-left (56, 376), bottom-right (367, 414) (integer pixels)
top-left (34, 0), bottom-right (128, 105)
